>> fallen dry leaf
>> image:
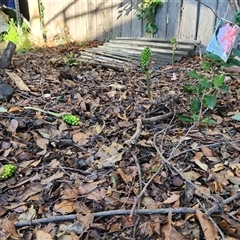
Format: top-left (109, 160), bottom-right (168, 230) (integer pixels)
top-left (6, 71), bottom-right (31, 91)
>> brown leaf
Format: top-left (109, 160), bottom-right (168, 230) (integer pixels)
top-left (6, 71), bottom-right (31, 91)
top-left (54, 200), bottom-right (75, 214)
top-left (195, 209), bottom-right (218, 240)
top-left (72, 132), bottom-right (88, 146)
top-left (1, 219), bottom-right (19, 239)
top-left (77, 212), bottom-right (94, 229)
top-left (7, 119), bottom-right (18, 134)
top-left (163, 194), bottom-right (180, 204)
top-left (95, 152), bottom-right (124, 169)
top-left (41, 171), bottom-right (64, 185)
top-left (35, 230), bottom-right (53, 240)
top-left (201, 145), bottom-right (213, 157)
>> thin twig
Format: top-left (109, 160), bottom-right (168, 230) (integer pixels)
top-left (125, 118), bottom-right (142, 145)
top-left (195, 0), bottom-right (220, 20)
top-left (205, 192), bottom-right (240, 217)
top-left (14, 207), bottom-right (196, 228)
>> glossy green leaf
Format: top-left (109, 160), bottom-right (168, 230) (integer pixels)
top-left (177, 114), bottom-right (193, 123)
top-left (203, 94), bottom-right (217, 110)
top-left (213, 74), bottom-right (225, 88)
top-left (199, 78), bottom-right (212, 88)
top-left (190, 98), bottom-right (200, 114)
top-left (232, 48), bottom-right (240, 58)
top-left (218, 83), bottom-right (229, 92)
top-left (182, 85), bottom-right (199, 94)
top-left (201, 118), bottom-right (216, 124)
top-left (188, 70), bottom-right (201, 79)
top-left (201, 61), bottom-right (212, 71)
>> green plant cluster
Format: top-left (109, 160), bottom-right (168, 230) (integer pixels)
top-left (140, 47), bottom-right (152, 98)
top-left (178, 49), bottom-right (240, 124)
top-left (62, 114), bottom-right (80, 126)
top-left (137, 0), bottom-right (162, 36)
top-left (2, 18), bottom-right (31, 52)
top-left (140, 46), bottom-right (151, 70)
top-left (0, 164), bottom-right (17, 180)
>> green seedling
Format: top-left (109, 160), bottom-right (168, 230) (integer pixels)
top-left (178, 48), bottom-right (240, 124)
top-left (140, 47), bottom-right (152, 98)
top-left (170, 37), bottom-right (177, 66)
top-left (24, 107), bottom-right (80, 126)
top-left (3, 18), bottom-right (31, 52)
top-left (0, 164), bottom-right (17, 180)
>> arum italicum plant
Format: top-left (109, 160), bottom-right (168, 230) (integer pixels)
top-left (140, 46), bottom-right (152, 98)
top-left (0, 164), bottom-right (17, 180)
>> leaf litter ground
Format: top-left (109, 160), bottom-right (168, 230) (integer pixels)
top-left (0, 42), bottom-right (240, 240)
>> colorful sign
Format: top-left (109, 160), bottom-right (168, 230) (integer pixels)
top-left (206, 19), bottom-right (239, 62)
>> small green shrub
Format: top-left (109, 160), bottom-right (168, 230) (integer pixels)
top-left (178, 49), bottom-right (240, 124)
top-left (3, 18), bottom-right (31, 52)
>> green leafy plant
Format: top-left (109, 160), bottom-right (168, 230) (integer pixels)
top-left (170, 37), bottom-right (177, 66)
top-left (137, 0), bottom-right (162, 36)
top-left (178, 49), bottom-right (240, 124)
top-left (140, 46), bottom-right (152, 98)
top-left (64, 52), bottom-right (79, 66)
top-left (3, 18), bottom-right (31, 52)
top-left (0, 164), bottom-right (17, 180)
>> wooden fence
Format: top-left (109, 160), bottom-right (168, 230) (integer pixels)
top-left (40, 0), bottom-right (237, 47)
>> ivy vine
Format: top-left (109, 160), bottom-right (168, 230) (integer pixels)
top-left (137, 0), bottom-right (162, 36)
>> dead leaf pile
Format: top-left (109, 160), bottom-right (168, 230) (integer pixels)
top-left (0, 42), bottom-right (240, 239)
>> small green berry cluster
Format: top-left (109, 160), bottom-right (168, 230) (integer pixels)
top-left (0, 164), bottom-right (17, 180)
top-left (140, 47), bottom-right (151, 70)
top-left (62, 114), bottom-right (80, 126)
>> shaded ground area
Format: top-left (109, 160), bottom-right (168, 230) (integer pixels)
top-left (0, 42), bottom-right (240, 240)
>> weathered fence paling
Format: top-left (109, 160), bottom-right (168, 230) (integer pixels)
top-left (39, 0), bottom-right (237, 47)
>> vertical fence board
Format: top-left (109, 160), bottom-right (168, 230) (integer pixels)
top-left (166, 0), bottom-right (182, 39)
top-left (120, 0), bottom-right (132, 37)
top-left (155, 0), bottom-right (168, 38)
top-left (112, 0), bottom-right (122, 38)
top-left (217, 0), bottom-right (235, 22)
top-left (197, 0), bottom-right (218, 46)
top-left (178, 0), bottom-right (198, 40)
top-left (131, 0), bottom-right (142, 37)
top-left (87, 1), bottom-right (97, 40)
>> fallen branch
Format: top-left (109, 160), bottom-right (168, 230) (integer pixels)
top-left (205, 192), bottom-right (240, 217)
top-left (125, 118), bottom-right (142, 145)
top-left (142, 112), bottom-right (173, 124)
top-left (14, 207), bottom-right (196, 228)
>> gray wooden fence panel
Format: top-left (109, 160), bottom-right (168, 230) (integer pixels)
top-left (131, 0), bottom-right (142, 37)
top-left (155, 0), bottom-right (168, 38)
top-left (166, 1), bottom-right (182, 39)
top-left (178, 0), bottom-right (198, 40)
top-left (197, 0), bottom-right (218, 46)
top-left (112, 0), bottom-right (122, 38)
top-left (40, 0), bottom-right (237, 47)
